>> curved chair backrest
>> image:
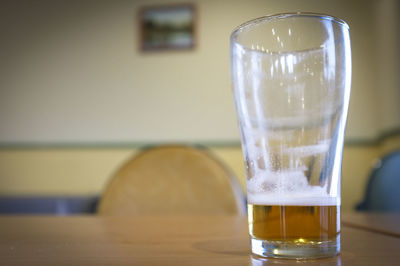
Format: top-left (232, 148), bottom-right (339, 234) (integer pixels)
top-left (356, 150), bottom-right (400, 212)
top-left (97, 145), bottom-right (246, 216)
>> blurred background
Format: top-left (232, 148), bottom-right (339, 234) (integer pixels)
top-left (0, 0), bottom-right (399, 214)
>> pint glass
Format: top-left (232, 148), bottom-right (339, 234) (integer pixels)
top-left (230, 13), bottom-right (351, 259)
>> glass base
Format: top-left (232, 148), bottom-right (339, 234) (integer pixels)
top-left (251, 235), bottom-right (340, 259)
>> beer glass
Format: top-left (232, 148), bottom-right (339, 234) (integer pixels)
top-left (230, 13), bottom-right (351, 259)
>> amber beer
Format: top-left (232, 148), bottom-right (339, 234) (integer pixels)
top-left (248, 204), bottom-right (340, 245)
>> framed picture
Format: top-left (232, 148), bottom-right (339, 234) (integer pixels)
top-left (139, 4), bottom-right (196, 51)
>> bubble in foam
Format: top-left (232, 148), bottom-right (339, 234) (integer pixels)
top-left (247, 169), bottom-right (309, 193)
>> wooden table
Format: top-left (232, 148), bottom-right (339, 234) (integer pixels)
top-left (342, 212), bottom-right (400, 238)
top-left (0, 214), bottom-right (399, 265)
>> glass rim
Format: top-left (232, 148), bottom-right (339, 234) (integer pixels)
top-left (231, 12), bottom-right (349, 41)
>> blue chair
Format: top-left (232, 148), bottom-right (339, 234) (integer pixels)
top-left (356, 150), bottom-right (400, 212)
top-left (0, 196), bottom-right (99, 215)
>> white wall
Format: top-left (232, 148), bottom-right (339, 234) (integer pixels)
top-left (0, 0), bottom-right (397, 144)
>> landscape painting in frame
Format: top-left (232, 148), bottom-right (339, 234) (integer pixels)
top-left (139, 4), bottom-right (195, 51)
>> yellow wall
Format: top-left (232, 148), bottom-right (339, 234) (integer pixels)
top-left (1, 136), bottom-right (399, 212)
top-left (0, 149), bottom-right (134, 196)
top-left (380, 135), bottom-right (400, 155)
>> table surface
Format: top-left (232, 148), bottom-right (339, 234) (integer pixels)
top-left (0, 214), bottom-right (399, 266)
top-left (342, 212), bottom-right (400, 238)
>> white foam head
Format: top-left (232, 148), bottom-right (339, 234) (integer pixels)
top-left (243, 123), bottom-right (337, 206)
top-left (248, 193), bottom-right (339, 206)
top-left (246, 170), bottom-right (339, 206)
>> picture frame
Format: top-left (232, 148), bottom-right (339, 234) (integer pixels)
top-left (138, 4), bottom-right (196, 51)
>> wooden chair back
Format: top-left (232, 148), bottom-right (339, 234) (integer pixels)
top-left (97, 145), bottom-right (246, 215)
